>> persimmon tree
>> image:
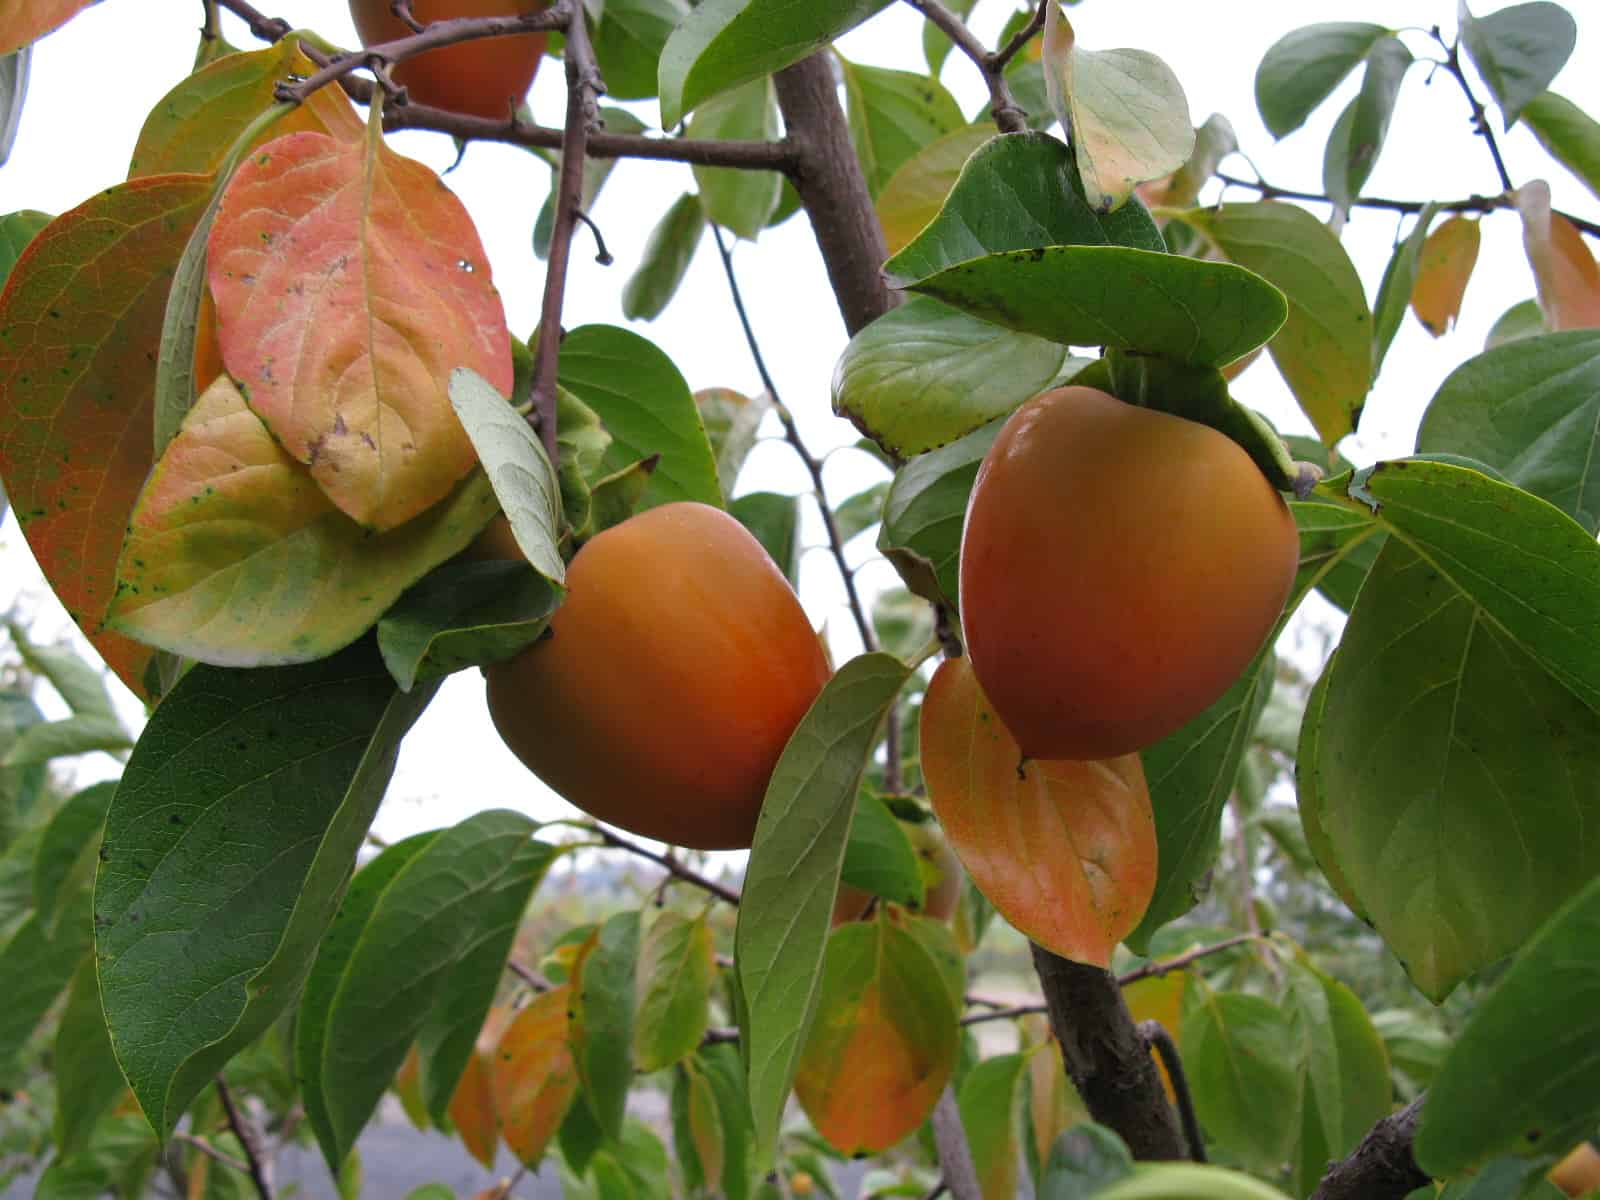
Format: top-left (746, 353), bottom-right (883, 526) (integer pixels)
top-left (2, 2), bottom-right (1599, 1199)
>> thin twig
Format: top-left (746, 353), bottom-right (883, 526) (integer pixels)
top-left (921, 1184), bottom-right (950, 1200)
top-left (1214, 171), bottom-right (1600, 239)
top-left (505, 958), bottom-right (554, 991)
top-left (212, 0), bottom-right (289, 41)
top-left (1113, 932), bottom-right (1260, 987)
top-left (594, 826), bottom-right (742, 906)
top-left (1139, 1020), bottom-right (1206, 1163)
top-left (1434, 27), bottom-right (1515, 193)
top-left (527, 0), bottom-right (604, 463)
top-left (900, 0), bottom-right (1032, 132)
top-left (702, 1026), bottom-right (741, 1046)
top-left (708, 222), bottom-right (880, 657)
top-left (175, 1133), bottom-right (252, 1178)
top-left (215, 1077), bottom-right (273, 1199)
top-left (993, 1), bottom-right (1047, 70)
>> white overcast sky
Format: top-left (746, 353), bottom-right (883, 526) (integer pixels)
top-left (1, 2), bottom-right (1596, 842)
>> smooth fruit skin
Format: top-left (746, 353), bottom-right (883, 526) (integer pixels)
top-left (960, 385), bottom-right (1298, 760)
top-left (348, 0), bottom-right (549, 120)
top-left (486, 502), bottom-right (830, 850)
top-left (1550, 1143), bottom-right (1600, 1197)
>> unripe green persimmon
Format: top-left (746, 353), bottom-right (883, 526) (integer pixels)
top-left (959, 385), bottom-right (1298, 760)
top-left (348, 0), bottom-right (550, 120)
top-left (486, 502), bottom-right (830, 850)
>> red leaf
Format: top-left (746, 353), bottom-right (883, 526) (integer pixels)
top-left (0, 0), bottom-right (93, 56)
top-left (448, 1047), bottom-right (500, 1170)
top-left (920, 657), bottom-right (1157, 968)
top-left (0, 174), bottom-right (212, 699)
top-left (1518, 179), bottom-right (1600, 331)
top-left (208, 125), bottom-right (512, 530)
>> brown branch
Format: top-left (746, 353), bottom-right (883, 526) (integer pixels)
top-left (930, 1086), bottom-right (982, 1200)
top-left (1311, 1096), bottom-right (1430, 1200)
top-left (707, 222), bottom-right (880, 658)
top-left (528, 2), bottom-right (603, 464)
top-left (594, 826), bottom-right (742, 906)
top-left (1138, 1020), bottom-right (1206, 1164)
top-left (175, 1133), bottom-right (252, 1178)
top-left (504, 958), bottom-right (554, 991)
top-left (901, 0), bottom-right (1035, 133)
top-left (1213, 172), bottom-right (1600, 239)
top-left (212, 0), bottom-right (289, 42)
top-left (772, 52), bottom-right (898, 336)
top-left (1435, 28), bottom-right (1515, 193)
top-left (215, 1076), bottom-right (273, 1199)
top-left (1029, 944), bottom-right (1187, 1161)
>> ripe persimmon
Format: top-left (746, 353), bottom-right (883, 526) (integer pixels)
top-left (348, 0), bottom-right (550, 120)
top-left (485, 502), bottom-right (830, 850)
top-left (959, 385), bottom-right (1298, 760)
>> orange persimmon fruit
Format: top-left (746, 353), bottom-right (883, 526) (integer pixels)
top-left (485, 501), bottom-right (830, 850)
top-left (348, 0), bottom-right (550, 120)
top-left (959, 385), bottom-right (1298, 760)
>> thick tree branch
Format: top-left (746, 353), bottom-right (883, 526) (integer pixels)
top-left (1029, 945), bottom-right (1187, 1161)
top-left (528, 1), bottom-right (603, 462)
top-left (772, 53), bottom-right (898, 336)
top-left (1311, 1096), bottom-right (1430, 1200)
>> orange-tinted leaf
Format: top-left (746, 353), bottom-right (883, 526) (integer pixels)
top-left (394, 1044), bottom-right (430, 1130)
top-left (920, 657), bottom-right (1157, 968)
top-left (130, 37), bottom-right (362, 179)
top-left (1026, 1036), bottom-right (1088, 1171)
top-left (1409, 216), bottom-right (1480, 336)
top-left (876, 124), bottom-right (996, 256)
top-left (490, 986), bottom-right (579, 1168)
top-left (684, 1059), bottom-right (726, 1189)
top-left (0, 173), bottom-right (212, 699)
top-left (0, 0), bottom-right (92, 56)
top-left (1518, 179), bottom-right (1600, 331)
top-left (448, 1047), bottom-right (500, 1170)
top-left (1123, 971), bottom-right (1186, 1100)
top-left (793, 917), bottom-right (959, 1155)
top-left (194, 287), bottom-right (225, 394)
top-left (207, 123), bottom-right (512, 530)
top-left (106, 376), bottom-right (497, 667)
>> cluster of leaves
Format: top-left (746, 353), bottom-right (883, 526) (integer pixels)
top-left (2, 0), bottom-right (1600, 1198)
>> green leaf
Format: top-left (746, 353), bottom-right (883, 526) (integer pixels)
top-left (1439, 1158), bottom-right (1568, 1199)
top-left (54, 956), bottom-right (128, 1157)
top-left (1127, 651), bottom-right (1274, 954)
top-left (572, 909), bottom-right (641, 1142)
top-left (1290, 498), bottom-right (1386, 615)
top-left (0, 882), bottom-right (91, 1079)
top-left (1040, 7), bottom-right (1195, 212)
top-left (729, 491), bottom-right (801, 584)
top-left (1181, 981), bottom-right (1301, 1168)
top-left (1417, 330), bottom-right (1600, 534)
top-left (696, 1043), bottom-right (758, 1200)
top-left (1254, 22), bottom-right (1388, 138)
top-left (33, 1114), bottom-right (158, 1200)
top-left (698, 387), bottom-right (772, 501)
top-left (377, 559), bottom-right (564, 692)
top-left (1040, 1122), bottom-right (1134, 1199)
top-left (960, 1052), bottom-right (1029, 1200)
top-left (689, 78), bottom-right (782, 239)
top-left (592, 0), bottom-right (689, 100)
top-left (884, 132), bottom-right (1164, 288)
top-left (834, 296), bottom-right (1081, 459)
top-left (902, 245), bottom-right (1287, 371)
top-left (735, 652), bottom-right (911, 1167)
top-left (1284, 959), bottom-right (1393, 1197)
top-left (634, 910), bottom-right (713, 1073)
top-left (871, 588), bottom-right (935, 664)
top-left (622, 192), bottom-right (706, 321)
top-left (95, 641), bottom-right (432, 1138)
top-left (1184, 202), bottom-right (1372, 444)
top-left (1485, 297), bottom-right (1548, 350)
top-left (7, 622), bottom-right (123, 724)
top-left (32, 780), bottom-right (114, 933)
top-left (312, 812), bottom-right (553, 1168)
top-left (1311, 460), bottom-right (1600, 1000)
top-left (1459, 1), bottom-right (1576, 128)
top-left (557, 324), bottom-right (723, 510)
top-left (657, 0), bottom-right (892, 127)
top-left (449, 368), bottom-right (566, 586)
top-left (0, 209), bottom-right (49, 290)
top-left (1372, 204), bottom-right (1441, 378)
top-left (876, 124), bottom-right (997, 257)
top-left (841, 58), bottom-right (966, 198)
top-left (1522, 91), bottom-right (1600, 204)
top-left (839, 790), bottom-right (923, 909)
top-left (877, 418), bottom-right (1003, 611)
top-left (832, 481), bottom-right (890, 544)
top-left (0, 48), bottom-right (27, 169)
top-left (1415, 872), bottom-right (1600, 1176)
top-left (295, 830), bottom-right (437, 1167)
top-left (1093, 1164), bottom-right (1297, 1200)
top-left (922, 0), bottom-right (976, 75)
top-left (1322, 36), bottom-right (1412, 213)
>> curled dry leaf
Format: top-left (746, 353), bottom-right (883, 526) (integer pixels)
top-left (1516, 179), bottom-right (1600, 331)
top-left (920, 656), bottom-right (1157, 968)
top-left (1410, 215), bottom-right (1481, 337)
top-left (208, 125), bottom-right (512, 531)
